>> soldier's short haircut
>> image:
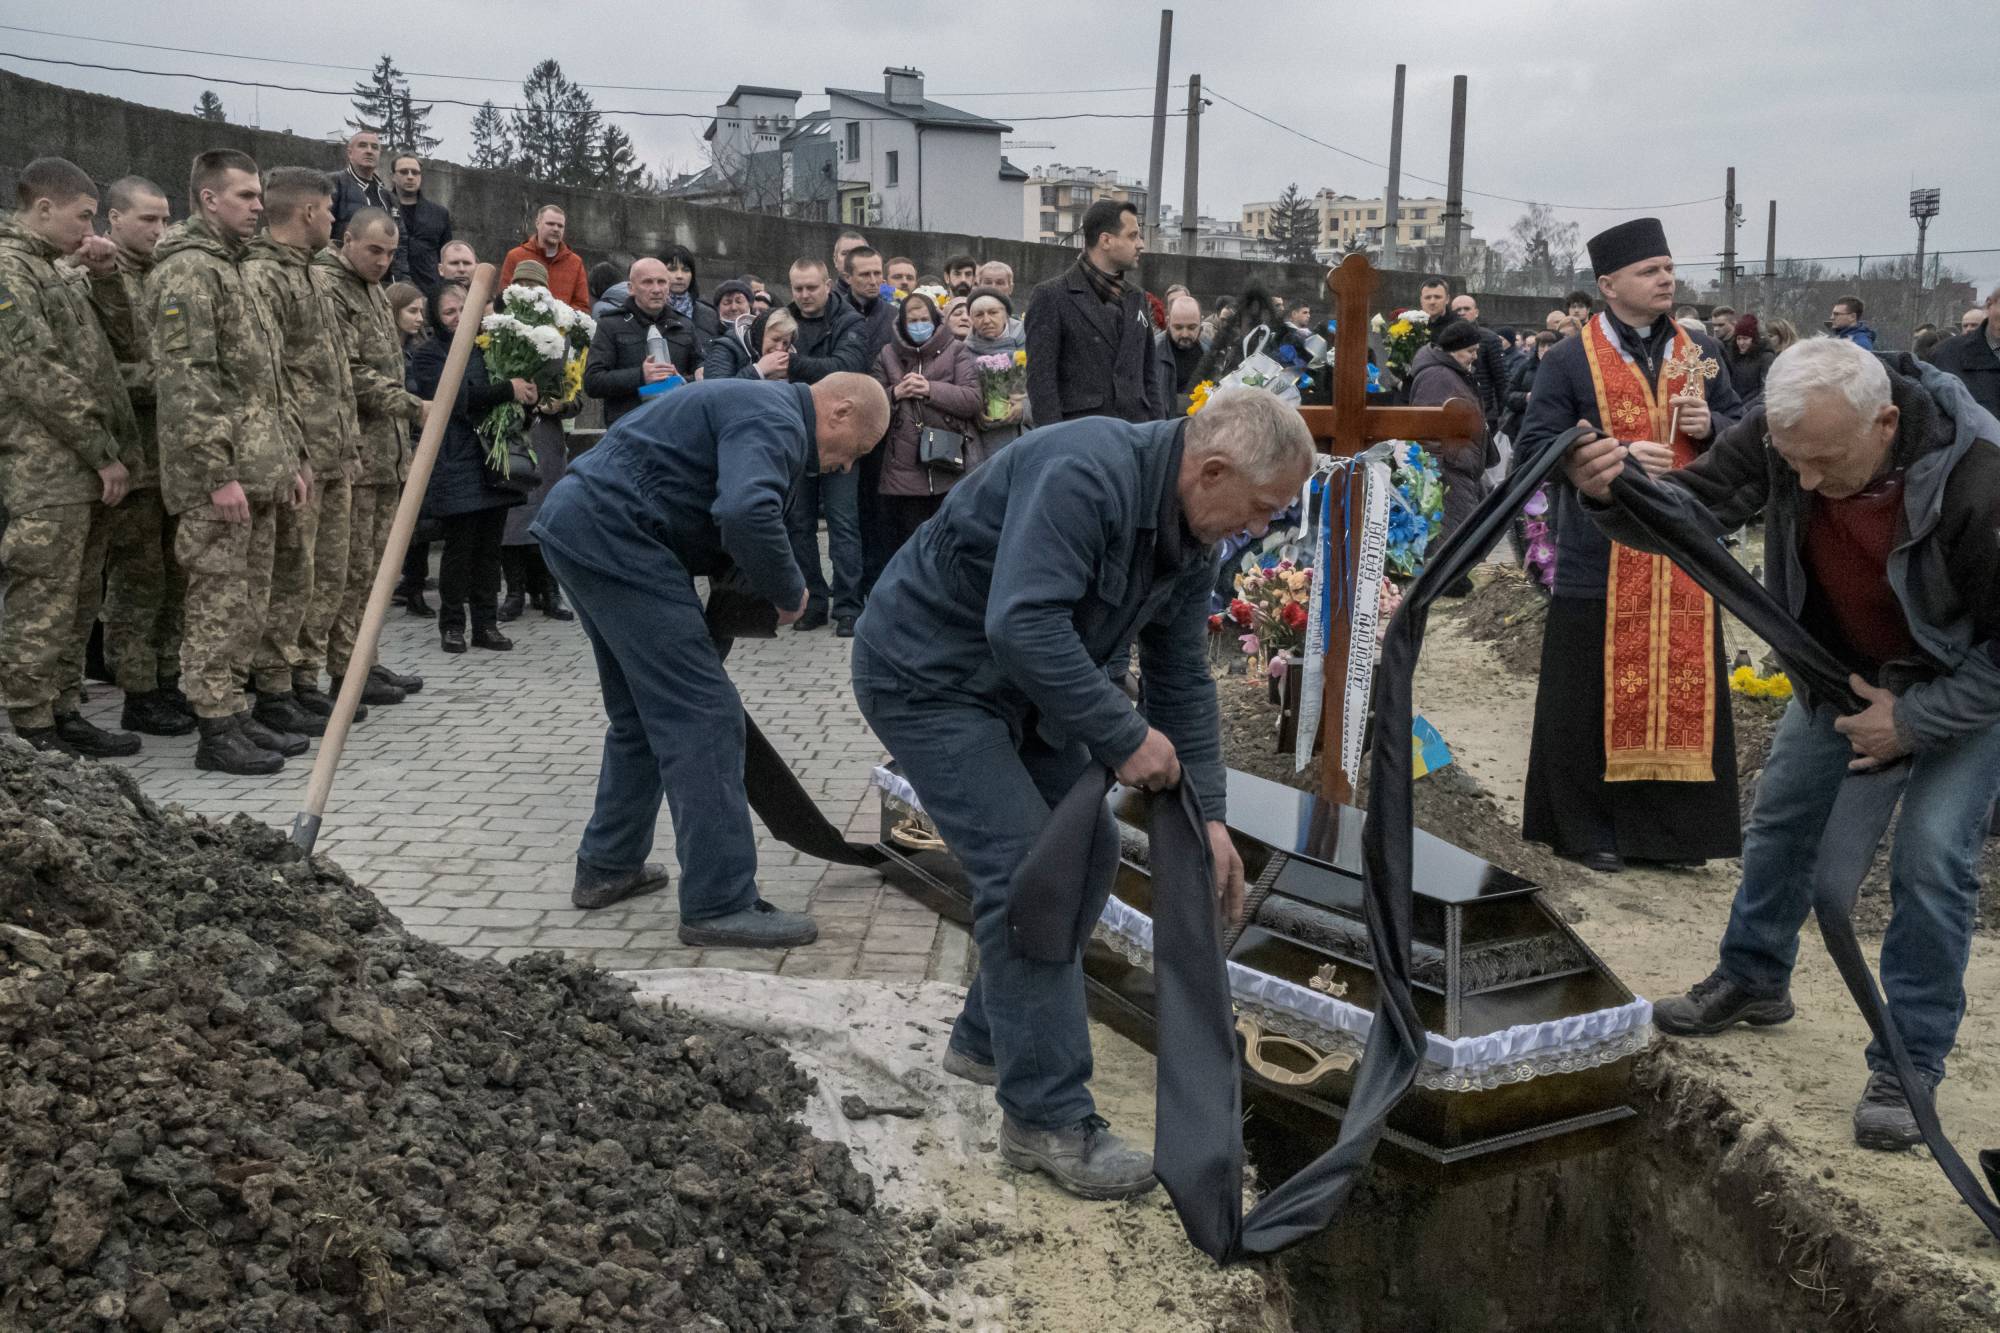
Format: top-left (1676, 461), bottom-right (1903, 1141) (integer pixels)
top-left (15, 157), bottom-right (97, 210)
top-left (105, 174), bottom-right (167, 214)
top-left (262, 167), bottom-right (334, 225)
top-left (345, 206), bottom-right (399, 242)
top-left (189, 150), bottom-right (260, 210)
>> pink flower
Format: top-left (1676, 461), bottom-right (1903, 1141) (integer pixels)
top-left (1239, 632), bottom-right (1262, 657)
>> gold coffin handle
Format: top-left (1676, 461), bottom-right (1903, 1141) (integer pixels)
top-left (1236, 1014), bottom-right (1357, 1088)
top-left (888, 816), bottom-right (948, 852)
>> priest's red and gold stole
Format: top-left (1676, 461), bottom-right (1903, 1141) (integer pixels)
top-left (1580, 317), bottom-right (1716, 783)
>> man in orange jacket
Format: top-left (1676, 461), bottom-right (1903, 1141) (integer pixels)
top-left (499, 204), bottom-right (590, 310)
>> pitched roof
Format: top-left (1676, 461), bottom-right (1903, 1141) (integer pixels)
top-left (825, 86), bottom-right (1012, 134)
top-left (724, 84), bottom-right (803, 105)
top-left (998, 157), bottom-right (1029, 181)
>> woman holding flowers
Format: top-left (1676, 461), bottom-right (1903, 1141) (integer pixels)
top-left (409, 284), bottom-right (534, 653)
top-left (872, 291), bottom-right (981, 552)
top-left (492, 268), bottom-right (592, 623)
top-left (963, 286), bottom-right (1027, 452)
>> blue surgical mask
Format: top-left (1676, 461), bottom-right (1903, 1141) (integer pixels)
top-left (906, 320), bottom-right (934, 344)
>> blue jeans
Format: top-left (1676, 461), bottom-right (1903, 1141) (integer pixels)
top-left (852, 640), bottom-right (1105, 1131)
top-left (785, 465), bottom-right (862, 619)
top-left (1719, 699), bottom-right (2000, 1079)
top-left (540, 541), bottom-right (760, 923)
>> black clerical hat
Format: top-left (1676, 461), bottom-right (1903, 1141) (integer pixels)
top-left (1587, 217), bottom-right (1671, 277)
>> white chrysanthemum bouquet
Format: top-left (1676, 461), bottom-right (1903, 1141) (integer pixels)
top-left (474, 283), bottom-right (596, 474)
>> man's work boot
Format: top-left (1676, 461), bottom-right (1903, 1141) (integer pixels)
top-left (1853, 1070), bottom-right (1934, 1152)
top-left (371, 662), bottom-right (423, 694)
top-left (334, 672), bottom-right (405, 707)
top-left (942, 1046), bottom-right (998, 1087)
top-left (498, 591), bottom-right (526, 623)
top-left (194, 715), bottom-right (284, 775)
top-left (120, 690), bottom-right (198, 737)
top-left (571, 861), bottom-right (672, 911)
top-left (678, 900), bottom-right (819, 948)
top-left (237, 711), bottom-right (308, 758)
top-left (14, 726), bottom-right (78, 758)
top-left (53, 712), bottom-right (142, 758)
top-left (1652, 968), bottom-right (1795, 1037)
top-left (1000, 1114), bottom-right (1158, 1201)
top-left (254, 691), bottom-right (327, 739)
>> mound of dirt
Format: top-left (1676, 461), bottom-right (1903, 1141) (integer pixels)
top-left (1441, 566), bottom-right (1548, 676)
top-left (0, 740), bottom-right (902, 1332)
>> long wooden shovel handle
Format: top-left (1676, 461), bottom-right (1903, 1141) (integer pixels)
top-left (290, 262), bottom-right (497, 852)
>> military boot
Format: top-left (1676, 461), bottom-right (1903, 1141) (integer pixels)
top-left (295, 678), bottom-right (366, 722)
top-left (53, 712), bottom-right (142, 758)
top-left (14, 726), bottom-right (79, 757)
top-left (157, 678), bottom-right (192, 716)
top-left (238, 711), bottom-right (308, 758)
top-left (254, 690), bottom-right (326, 739)
top-left (371, 662), bottom-right (423, 694)
top-left (195, 715), bottom-right (284, 775)
top-left (333, 672), bottom-right (405, 707)
top-left (121, 690), bottom-right (199, 737)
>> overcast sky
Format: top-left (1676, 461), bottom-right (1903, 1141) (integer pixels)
top-left (7, 1), bottom-right (1997, 295)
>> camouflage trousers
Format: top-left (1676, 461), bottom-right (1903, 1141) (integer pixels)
top-left (328, 483), bottom-right (397, 679)
top-left (175, 499), bottom-right (277, 720)
top-left (103, 487), bottom-right (187, 695)
top-left (254, 487), bottom-right (320, 694)
top-left (295, 471), bottom-right (352, 690)
top-left (0, 501), bottom-right (111, 730)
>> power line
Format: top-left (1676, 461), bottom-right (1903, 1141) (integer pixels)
top-left (0, 51), bottom-right (1186, 125)
top-left (0, 23), bottom-right (1155, 98)
top-left (1203, 84), bottom-right (1723, 213)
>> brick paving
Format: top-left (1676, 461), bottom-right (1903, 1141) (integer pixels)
top-left (65, 590), bottom-right (971, 985)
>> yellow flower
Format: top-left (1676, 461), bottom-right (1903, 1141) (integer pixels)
top-left (1187, 379), bottom-right (1214, 416)
top-left (1013, 349), bottom-right (1028, 367)
top-left (475, 334), bottom-right (493, 349)
top-left (1729, 665), bottom-right (1793, 700)
top-left (1388, 320), bottom-right (1412, 338)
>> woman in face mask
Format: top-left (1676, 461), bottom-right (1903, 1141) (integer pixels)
top-left (872, 291), bottom-right (982, 553)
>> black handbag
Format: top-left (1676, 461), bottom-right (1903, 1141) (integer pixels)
top-left (483, 438), bottom-right (540, 494)
top-left (918, 424), bottom-right (969, 472)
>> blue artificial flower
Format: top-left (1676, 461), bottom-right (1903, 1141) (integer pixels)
top-left (1277, 343), bottom-right (1299, 366)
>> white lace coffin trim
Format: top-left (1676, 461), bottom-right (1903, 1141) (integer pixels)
top-left (869, 766), bottom-right (1654, 1092)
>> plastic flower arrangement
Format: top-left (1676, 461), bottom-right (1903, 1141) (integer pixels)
top-left (1730, 666), bottom-right (1794, 701)
top-left (1232, 556), bottom-right (1314, 668)
top-left (478, 283), bottom-right (594, 473)
top-left (1385, 442), bottom-right (1444, 578)
top-left (1185, 379), bottom-right (1215, 416)
top-left (1520, 484), bottom-right (1557, 590)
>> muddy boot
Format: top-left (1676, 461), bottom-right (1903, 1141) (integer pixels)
top-left (999, 1114), bottom-right (1158, 1201)
top-left (571, 860), bottom-right (672, 910)
top-left (372, 662), bottom-right (423, 694)
top-left (335, 672), bottom-right (405, 707)
top-left (254, 690), bottom-right (327, 739)
top-left (678, 900), bottom-right (819, 949)
top-left (238, 711), bottom-right (308, 758)
top-left (942, 1046), bottom-right (998, 1087)
top-left (195, 715), bottom-right (284, 775)
top-left (120, 690), bottom-right (198, 737)
top-left (1651, 968), bottom-right (1795, 1037)
top-left (15, 726), bottom-right (79, 757)
top-left (54, 711), bottom-right (142, 758)
top-left (1853, 1070), bottom-right (1934, 1152)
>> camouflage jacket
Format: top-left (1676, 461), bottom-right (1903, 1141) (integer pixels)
top-left (243, 237), bottom-right (358, 480)
top-left (316, 248), bottom-right (421, 486)
top-left (85, 242), bottom-right (159, 489)
top-left (0, 215), bottom-right (138, 513)
top-left (147, 218), bottom-right (294, 515)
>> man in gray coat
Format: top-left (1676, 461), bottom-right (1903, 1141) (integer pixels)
top-left (852, 389), bottom-right (1314, 1199)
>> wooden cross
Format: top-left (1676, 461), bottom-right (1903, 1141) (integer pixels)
top-left (1298, 254), bottom-right (1485, 807)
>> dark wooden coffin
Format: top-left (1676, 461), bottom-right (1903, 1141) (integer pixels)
top-left (871, 764), bottom-right (1647, 1183)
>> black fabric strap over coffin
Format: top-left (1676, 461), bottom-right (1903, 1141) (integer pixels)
top-left (1014, 426), bottom-right (1998, 1265)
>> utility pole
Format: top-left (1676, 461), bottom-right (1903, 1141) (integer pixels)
top-left (1381, 63), bottom-right (1406, 271)
top-left (1764, 199), bottom-right (1777, 306)
top-left (1145, 9), bottom-right (1173, 247)
top-left (1442, 75), bottom-right (1467, 277)
top-left (1722, 167), bottom-right (1738, 304)
top-left (1180, 75), bottom-right (1202, 258)
top-left (1910, 188), bottom-right (1941, 293)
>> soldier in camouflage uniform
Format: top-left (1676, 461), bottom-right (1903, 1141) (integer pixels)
top-left (319, 207), bottom-right (427, 705)
top-left (147, 150), bottom-right (312, 776)
top-left (87, 173), bottom-right (194, 737)
top-left (242, 167), bottom-right (355, 739)
top-left (0, 157), bottom-right (143, 758)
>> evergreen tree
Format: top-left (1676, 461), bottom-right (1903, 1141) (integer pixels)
top-left (593, 125), bottom-right (644, 190)
top-left (1265, 184), bottom-right (1321, 264)
top-left (469, 101), bottom-right (514, 171)
top-left (194, 90), bottom-right (227, 123)
top-left (509, 60), bottom-right (600, 186)
top-left (348, 55), bottom-right (438, 154)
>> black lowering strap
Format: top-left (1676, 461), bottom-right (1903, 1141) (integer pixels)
top-left (1016, 426), bottom-right (1999, 1264)
top-left (742, 716), bottom-right (884, 870)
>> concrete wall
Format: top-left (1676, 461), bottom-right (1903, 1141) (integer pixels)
top-left (0, 67), bottom-right (1559, 328)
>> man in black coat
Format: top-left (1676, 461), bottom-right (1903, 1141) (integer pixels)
top-left (1025, 199), bottom-right (1165, 425)
top-left (1929, 285), bottom-right (2000, 420)
top-left (388, 155), bottom-right (452, 295)
top-left (1446, 293), bottom-right (1512, 430)
top-left (330, 128), bottom-right (394, 244)
top-left (584, 257), bottom-right (706, 428)
top-left (778, 258), bottom-right (869, 633)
